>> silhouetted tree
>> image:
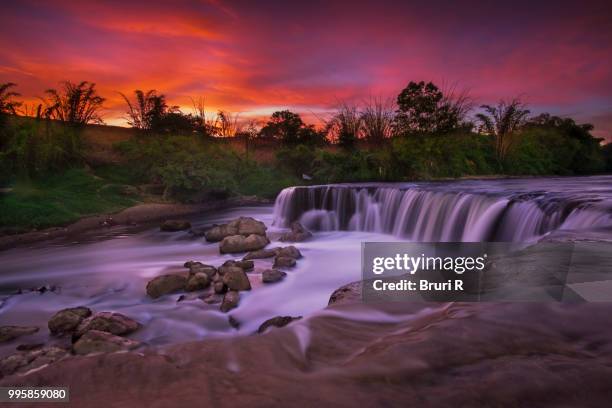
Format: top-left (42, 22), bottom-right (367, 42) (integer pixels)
top-left (120, 89), bottom-right (167, 130)
top-left (0, 83), bottom-right (21, 117)
top-left (394, 81), bottom-right (471, 134)
top-left (326, 102), bottom-right (362, 149)
top-left (43, 81), bottom-right (105, 125)
top-left (259, 110), bottom-right (304, 144)
top-left (475, 98), bottom-right (530, 162)
top-left (361, 97), bottom-right (394, 145)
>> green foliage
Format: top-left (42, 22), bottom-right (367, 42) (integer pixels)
top-left (275, 145), bottom-right (317, 177)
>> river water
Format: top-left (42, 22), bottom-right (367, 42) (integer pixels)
top-left (1, 175), bottom-right (611, 358)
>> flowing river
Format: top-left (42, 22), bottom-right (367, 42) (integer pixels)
top-left (1, 175), bottom-right (612, 358)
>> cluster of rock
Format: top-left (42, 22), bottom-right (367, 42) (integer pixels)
top-left (0, 306), bottom-right (142, 377)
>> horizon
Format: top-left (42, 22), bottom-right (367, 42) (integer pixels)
top-left (1, 0), bottom-right (611, 141)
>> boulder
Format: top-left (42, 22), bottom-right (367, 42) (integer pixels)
top-left (185, 272), bottom-right (210, 291)
top-left (222, 259), bottom-right (254, 271)
top-left (0, 326), bottom-right (39, 343)
top-left (188, 263), bottom-right (217, 278)
top-left (0, 346), bottom-right (68, 377)
top-left (205, 217), bottom-right (267, 242)
top-left (160, 219), bottom-right (191, 232)
top-left (220, 291), bottom-right (240, 313)
top-left (75, 312), bottom-right (141, 338)
top-left (48, 306), bottom-right (93, 335)
top-left (146, 274), bottom-right (187, 299)
top-left (257, 316), bottom-right (302, 334)
top-left (201, 293), bottom-right (223, 304)
top-left (328, 281), bottom-right (362, 305)
top-left (280, 222), bottom-right (312, 242)
top-left (220, 234), bottom-right (270, 254)
top-left (275, 246), bottom-right (303, 259)
top-left (213, 281), bottom-right (227, 294)
top-left (222, 267), bottom-right (252, 291)
top-left (274, 256), bottom-right (297, 268)
top-left (243, 248), bottom-right (277, 260)
top-left (72, 330), bottom-right (141, 355)
top-left (262, 269), bottom-right (287, 284)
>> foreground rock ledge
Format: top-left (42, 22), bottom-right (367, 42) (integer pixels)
top-left (2, 302), bottom-right (612, 407)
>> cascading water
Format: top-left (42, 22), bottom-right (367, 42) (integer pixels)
top-left (273, 177), bottom-right (612, 242)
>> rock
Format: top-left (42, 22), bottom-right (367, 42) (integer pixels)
top-left (222, 259), bottom-right (254, 271)
top-left (274, 256), bottom-right (297, 268)
top-left (201, 293), bottom-right (223, 304)
top-left (280, 222), bottom-right (312, 242)
top-left (48, 306), bottom-right (93, 335)
top-left (75, 312), bottom-right (141, 338)
top-left (243, 248), bottom-right (277, 260)
top-left (213, 281), bottom-right (227, 294)
top-left (16, 343), bottom-right (44, 351)
top-left (72, 330), bottom-right (141, 355)
top-left (188, 263), bottom-right (217, 278)
top-left (205, 217), bottom-right (267, 242)
top-left (228, 316), bottom-right (240, 329)
top-left (220, 291), bottom-right (240, 313)
top-left (0, 326), bottom-right (39, 343)
top-left (220, 234), bottom-right (270, 254)
top-left (160, 219), bottom-right (191, 232)
top-left (146, 274), bottom-right (187, 299)
top-left (184, 260), bottom-right (202, 268)
top-left (328, 281), bottom-right (362, 305)
top-left (275, 245), bottom-right (303, 259)
top-left (262, 269), bottom-right (287, 284)
top-left (257, 316), bottom-right (302, 334)
top-left (222, 267), bottom-right (252, 291)
top-left (185, 272), bottom-right (210, 291)
top-left (0, 346), bottom-right (68, 377)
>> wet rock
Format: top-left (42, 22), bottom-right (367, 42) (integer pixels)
top-left (328, 281), bottom-right (362, 305)
top-left (275, 245), bottom-right (303, 259)
top-left (222, 259), bottom-right (254, 271)
top-left (146, 274), bottom-right (187, 299)
top-left (220, 234), bottom-right (270, 254)
top-left (222, 267), bottom-right (252, 291)
top-left (185, 272), bottom-right (210, 291)
top-left (160, 219), bottom-right (191, 232)
top-left (220, 291), bottom-right (240, 313)
top-left (72, 330), bottom-right (141, 355)
top-left (75, 312), bottom-right (141, 338)
top-left (16, 343), bottom-right (44, 351)
top-left (243, 248), bottom-right (278, 260)
top-left (204, 217), bottom-right (267, 242)
top-left (0, 326), bottom-right (39, 343)
top-left (228, 316), bottom-right (240, 329)
top-left (257, 316), bottom-right (302, 334)
top-left (201, 293), bottom-right (223, 304)
top-left (274, 256), bottom-right (297, 268)
top-left (262, 269), bottom-right (287, 284)
top-left (0, 346), bottom-right (68, 377)
top-left (188, 263), bottom-right (217, 278)
top-left (48, 306), bottom-right (93, 335)
top-left (280, 222), bottom-right (312, 242)
top-left (213, 281), bottom-right (227, 294)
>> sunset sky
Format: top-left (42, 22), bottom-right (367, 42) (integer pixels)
top-left (1, 0), bottom-right (611, 140)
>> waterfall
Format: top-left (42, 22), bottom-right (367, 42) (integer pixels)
top-left (273, 183), bottom-right (612, 242)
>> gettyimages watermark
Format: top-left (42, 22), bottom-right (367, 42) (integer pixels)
top-left (361, 242), bottom-right (612, 302)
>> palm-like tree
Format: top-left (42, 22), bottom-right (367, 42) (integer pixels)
top-left (44, 81), bottom-right (105, 125)
top-left (475, 99), bottom-right (530, 162)
top-left (0, 82), bottom-right (21, 116)
top-left (120, 89), bottom-right (167, 130)
top-left (360, 97), bottom-right (394, 145)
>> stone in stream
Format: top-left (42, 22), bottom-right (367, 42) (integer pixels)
top-left (74, 312), bottom-right (141, 339)
top-left (257, 316), bottom-right (302, 334)
top-left (201, 293), bottom-right (223, 304)
top-left (273, 256), bottom-right (297, 268)
top-left (204, 217), bottom-right (267, 242)
top-left (275, 246), bottom-right (303, 259)
top-left (160, 219), bottom-right (191, 232)
top-left (242, 248), bottom-right (278, 260)
top-left (185, 272), bottom-right (210, 292)
top-left (280, 222), bottom-right (312, 242)
top-left (328, 281), bottom-right (362, 306)
top-left (0, 346), bottom-right (69, 377)
top-left (72, 330), bottom-right (141, 355)
top-left (220, 291), bottom-right (240, 313)
top-left (213, 281), bottom-right (227, 294)
top-left (262, 269), bottom-right (287, 284)
top-left (48, 306), bottom-right (93, 335)
top-left (221, 267), bottom-right (252, 291)
top-left (0, 326), bottom-right (39, 343)
top-left (219, 234), bottom-right (270, 254)
top-left (222, 259), bottom-right (254, 271)
top-left (188, 263), bottom-right (217, 278)
top-left (146, 274), bottom-right (188, 299)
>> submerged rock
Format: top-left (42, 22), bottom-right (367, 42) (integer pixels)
top-left (75, 312), bottom-right (141, 338)
top-left (0, 346), bottom-right (68, 377)
top-left (242, 248), bottom-right (278, 260)
top-left (185, 272), bottom-right (210, 292)
top-left (280, 222), bottom-right (312, 242)
top-left (160, 219), bottom-right (191, 232)
top-left (205, 217), bottom-right (267, 242)
top-left (201, 293), bottom-right (223, 304)
top-left (222, 267), bottom-right (252, 291)
top-left (262, 269), bottom-right (287, 284)
top-left (273, 256), bottom-right (297, 268)
top-left (257, 316), bottom-right (302, 334)
top-left (0, 326), bottom-right (39, 343)
top-left (146, 274), bottom-right (187, 299)
top-left (220, 234), bottom-right (270, 254)
top-left (220, 291), bottom-right (240, 312)
top-left (72, 330), bottom-right (141, 355)
top-left (48, 306), bottom-right (93, 335)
